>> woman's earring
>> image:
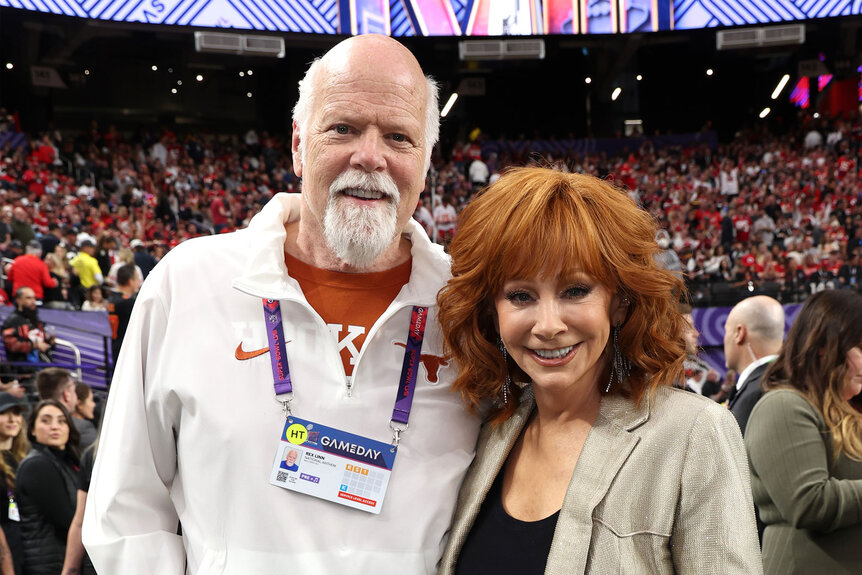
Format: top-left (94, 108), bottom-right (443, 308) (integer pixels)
top-left (607, 323), bottom-right (631, 393)
top-left (498, 339), bottom-right (511, 405)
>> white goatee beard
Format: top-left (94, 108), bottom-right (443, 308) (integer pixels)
top-left (323, 169), bottom-right (401, 268)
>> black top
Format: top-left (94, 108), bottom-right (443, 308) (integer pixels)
top-left (77, 447), bottom-right (98, 575)
top-left (77, 447), bottom-right (95, 493)
top-left (16, 443), bottom-right (79, 575)
top-left (0, 450), bottom-right (19, 524)
top-left (16, 443), bottom-right (78, 538)
top-left (455, 471), bottom-right (560, 575)
top-left (41, 271), bottom-right (66, 305)
top-left (108, 292), bottom-right (137, 364)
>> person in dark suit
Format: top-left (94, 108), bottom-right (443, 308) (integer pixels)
top-left (723, 295), bottom-right (785, 435)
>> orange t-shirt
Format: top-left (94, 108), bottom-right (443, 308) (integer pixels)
top-left (285, 252), bottom-right (412, 377)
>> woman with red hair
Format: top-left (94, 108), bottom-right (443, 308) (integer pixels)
top-left (437, 167), bottom-right (760, 574)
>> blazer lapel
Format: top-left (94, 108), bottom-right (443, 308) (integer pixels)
top-left (545, 393), bottom-right (650, 575)
top-left (729, 363), bottom-right (767, 409)
top-left (443, 387), bottom-right (535, 563)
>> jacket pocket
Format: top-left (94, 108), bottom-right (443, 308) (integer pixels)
top-left (587, 516), bottom-right (673, 574)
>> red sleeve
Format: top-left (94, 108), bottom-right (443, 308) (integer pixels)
top-left (2, 326), bottom-right (34, 354)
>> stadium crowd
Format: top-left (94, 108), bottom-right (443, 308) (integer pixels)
top-left (0, 114), bottom-right (859, 314)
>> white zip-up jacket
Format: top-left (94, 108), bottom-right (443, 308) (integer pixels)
top-left (83, 193), bottom-right (481, 574)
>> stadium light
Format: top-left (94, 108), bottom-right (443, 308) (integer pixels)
top-left (247, 70), bottom-right (253, 76)
top-left (706, 68), bottom-right (714, 76)
top-left (239, 71), bottom-right (245, 77)
top-left (771, 74), bottom-right (790, 99)
top-left (611, 87), bottom-right (622, 101)
top-left (440, 93), bottom-right (458, 118)
top-left (171, 88), bottom-right (177, 94)
top-left (247, 92), bottom-right (253, 98)
top-left (196, 74), bottom-right (204, 82)
top-left (759, 107), bottom-right (771, 118)
top-left (84, 70), bottom-right (90, 76)
top-left (5, 63), bottom-right (12, 70)
top-left (813, 112), bottom-right (820, 119)
top-left (585, 77), bottom-right (592, 84)
top-left (177, 80), bottom-right (183, 86)
top-left (151, 65), bottom-right (158, 71)
top-left (636, 74), bottom-right (643, 81)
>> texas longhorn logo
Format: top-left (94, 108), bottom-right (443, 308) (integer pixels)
top-left (392, 342), bottom-right (449, 384)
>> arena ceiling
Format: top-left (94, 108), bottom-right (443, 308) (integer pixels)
top-left (0, 7), bottom-right (860, 140)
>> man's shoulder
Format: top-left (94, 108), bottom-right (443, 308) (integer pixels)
top-left (731, 380), bottom-right (764, 412)
top-left (144, 231), bottom-right (252, 291)
top-left (108, 292), bottom-right (136, 305)
top-left (160, 231), bottom-right (249, 264)
top-left (1, 311), bottom-right (25, 328)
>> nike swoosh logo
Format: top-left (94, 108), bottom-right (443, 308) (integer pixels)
top-left (235, 343), bottom-right (270, 360)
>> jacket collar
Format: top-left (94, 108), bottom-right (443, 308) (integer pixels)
top-left (502, 386), bottom-right (653, 574)
top-left (597, 389), bottom-right (651, 432)
top-left (550, 390), bottom-right (652, 573)
top-left (231, 192), bottom-right (451, 304)
top-left (502, 384), bottom-right (652, 450)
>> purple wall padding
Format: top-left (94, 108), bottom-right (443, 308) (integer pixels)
top-left (0, 306), bottom-right (112, 390)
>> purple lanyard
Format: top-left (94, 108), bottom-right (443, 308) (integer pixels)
top-left (264, 299), bottom-right (292, 395)
top-left (263, 300), bottom-right (428, 438)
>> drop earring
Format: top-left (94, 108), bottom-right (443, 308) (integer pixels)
top-left (606, 323), bottom-right (631, 393)
top-left (498, 338), bottom-right (511, 405)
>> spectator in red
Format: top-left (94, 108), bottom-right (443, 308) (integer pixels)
top-left (209, 188), bottom-right (230, 234)
top-left (6, 241), bottom-right (57, 300)
top-left (32, 135), bottom-right (56, 166)
top-left (731, 204), bottom-right (752, 245)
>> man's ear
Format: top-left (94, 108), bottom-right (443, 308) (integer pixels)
top-left (734, 324), bottom-right (747, 346)
top-left (291, 121), bottom-right (303, 178)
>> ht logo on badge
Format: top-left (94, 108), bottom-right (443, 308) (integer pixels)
top-left (286, 423), bottom-right (309, 445)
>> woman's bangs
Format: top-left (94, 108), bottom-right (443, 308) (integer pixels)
top-left (494, 191), bottom-right (608, 285)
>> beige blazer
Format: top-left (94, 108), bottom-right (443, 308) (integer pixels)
top-left (439, 385), bottom-right (762, 575)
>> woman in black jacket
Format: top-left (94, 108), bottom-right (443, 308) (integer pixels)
top-left (15, 400), bottom-right (79, 575)
top-left (0, 392), bottom-right (30, 575)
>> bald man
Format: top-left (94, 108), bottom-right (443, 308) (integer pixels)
top-left (723, 295), bottom-right (785, 435)
top-left (84, 35), bottom-right (480, 574)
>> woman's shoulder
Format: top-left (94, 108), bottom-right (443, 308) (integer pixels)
top-left (650, 385), bottom-right (731, 422)
top-left (17, 447), bottom-right (53, 477)
top-left (636, 386), bottom-right (742, 444)
top-left (749, 388), bottom-right (820, 422)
